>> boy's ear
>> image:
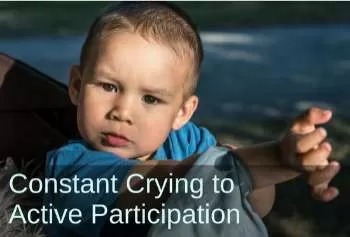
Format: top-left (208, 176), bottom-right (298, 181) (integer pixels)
top-left (68, 65), bottom-right (82, 106)
top-left (172, 95), bottom-right (199, 130)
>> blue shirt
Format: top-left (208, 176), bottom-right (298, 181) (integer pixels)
top-left (44, 122), bottom-right (216, 237)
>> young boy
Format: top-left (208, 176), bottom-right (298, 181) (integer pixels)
top-left (44, 2), bottom-right (340, 237)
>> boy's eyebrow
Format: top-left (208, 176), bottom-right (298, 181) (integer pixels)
top-left (94, 70), bottom-right (118, 81)
top-left (94, 70), bottom-right (175, 97)
top-left (141, 87), bottom-right (174, 97)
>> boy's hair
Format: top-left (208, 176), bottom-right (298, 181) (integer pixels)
top-left (80, 1), bottom-right (203, 97)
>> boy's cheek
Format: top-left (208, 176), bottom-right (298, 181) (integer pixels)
top-left (139, 118), bottom-right (170, 137)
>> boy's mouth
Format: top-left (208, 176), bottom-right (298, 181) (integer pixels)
top-left (101, 132), bottom-right (130, 147)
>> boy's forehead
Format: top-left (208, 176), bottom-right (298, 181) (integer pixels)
top-left (91, 33), bottom-right (192, 78)
top-left (87, 31), bottom-right (192, 62)
top-left (87, 32), bottom-right (192, 92)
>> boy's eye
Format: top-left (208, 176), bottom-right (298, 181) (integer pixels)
top-left (143, 95), bottom-right (160, 105)
top-left (100, 82), bottom-right (118, 93)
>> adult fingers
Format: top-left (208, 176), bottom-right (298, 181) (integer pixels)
top-left (291, 108), bottom-right (332, 134)
top-left (307, 161), bottom-right (340, 186)
top-left (309, 161), bottom-right (340, 202)
top-left (297, 142), bottom-right (331, 171)
top-left (295, 127), bottom-right (328, 153)
top-left (312, 186), bottom-right (339, 202)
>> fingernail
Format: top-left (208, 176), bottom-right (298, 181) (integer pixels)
top-left (329, 161), bottom-right (340, 170)
top-left (322, 142), bottom-right (331, 151)
top-left (322, 110), bottom-right (332, 116)
top-left (319, 127), bottom-right (327, 136)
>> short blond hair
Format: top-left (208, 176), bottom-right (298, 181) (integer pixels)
top-left (80, 2), bottom-right (203, 97)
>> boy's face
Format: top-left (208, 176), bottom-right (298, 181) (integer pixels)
top-left (69, 32), bottom-right (198, 160)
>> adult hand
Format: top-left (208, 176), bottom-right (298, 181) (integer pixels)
top-left (280, 107), bottom-right (340, 202)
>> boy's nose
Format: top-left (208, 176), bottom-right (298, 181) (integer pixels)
top-left (107, 96), bottom-right (133, 125)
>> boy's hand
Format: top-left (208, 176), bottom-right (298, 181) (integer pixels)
top-left (280, 107), bottom-right (340, 202)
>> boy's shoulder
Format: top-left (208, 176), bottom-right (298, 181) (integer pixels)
top-left (46, 140), bottom-right (137, 175)
top-left (47, 140), bottom-right (99, 165)
top-left (168, 122), bottom-right (215, 148)
top-left (49, 139), bottom-right (89, 155)
top-left (153, 121), bottom-right (216, 160)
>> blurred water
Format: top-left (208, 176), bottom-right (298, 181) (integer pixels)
top-left (1, 25), bottom-right (350, 121)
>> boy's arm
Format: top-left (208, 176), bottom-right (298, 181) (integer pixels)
top-left (220, 144), bottom-right (275, 217)
top-left (231, 108), bottom-right (340, 216)
top-left (119, 139), bottom-right (336, 217)
top-left (118, 154), bottom-right (199, 212)
top-left (119, 109), bottom-right (339, 214)
top-left (248, 185), bottom-right (275, 217)
top-left (230, 107), bottom-right (340, 217)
